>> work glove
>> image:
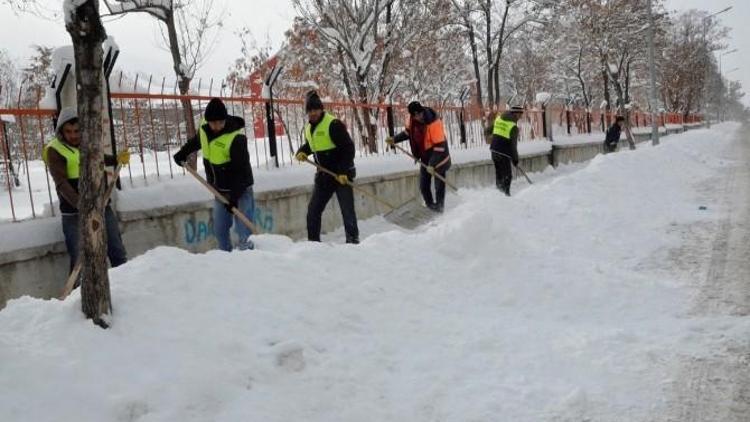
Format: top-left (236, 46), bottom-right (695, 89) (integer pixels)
top-left (425, 165), bottom-right (436, 175)
top-left (116, 150), bottom-right (131, 165)
top-left (173, 152), bottom-right (185, 167)
top-left (336, 174), bottom-right (350, 185)
top-left (295, 151), bottom-right (308, 162)
top-left (385, 136), bottom-right (395, 146)
top-left (224, 196), bottom-right (238, 213)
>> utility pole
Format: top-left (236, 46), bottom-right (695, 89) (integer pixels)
top-left (702, 7), bottom-right (733, 127)
top-left (647, 0), bottom-right (659, 145)
top-left (718, 49), bottom-right (738, 122)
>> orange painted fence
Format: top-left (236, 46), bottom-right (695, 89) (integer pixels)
top-left (0, 89), bottom-right (702, 222)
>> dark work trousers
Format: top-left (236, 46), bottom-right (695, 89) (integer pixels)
top-left (307, 172), bottom-right (359, 244)
top-left (419, 150), bottom-right (451, 208)
top-left (61, 205), bottom-right (128, 275)
top-left (492, 154), bottom-right (513, 196)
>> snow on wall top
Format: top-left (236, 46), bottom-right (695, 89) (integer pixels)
top-left (536, 92), bottom-right (552, 104)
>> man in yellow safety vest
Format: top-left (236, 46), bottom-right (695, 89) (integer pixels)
top-left (43, 107), bottom-right (130, 275)
top-left (489, 105), bottom-right (524, 196)
top-left (295, 90), bottom-right (359, 244)
top-left (173, 98), bottom-right (256, 251)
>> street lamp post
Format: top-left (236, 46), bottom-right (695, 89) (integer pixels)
top-left (702, 7), bottom-right (733, 127)
top-left (648, 0), bottom-right (659, 145)
top-left (647, 0), bottom-right (660, 145)
top-left (718, 48), bottom-right (738, 122)
top-left (721, 68), bottom-right (740, 121)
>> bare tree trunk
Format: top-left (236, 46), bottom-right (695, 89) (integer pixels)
top-left (493, 66), bottom-right (500, 107)
top-left (66, 0), bottom-right (111, 328)
top-left (375, 2), bottom-right (394, 102)
top-left (492, 2), bottom-right (511, 107)
top-left (483, 1), bottom-right (494, 107)
top-left (165, 12), bottom-right (197, 168)
top-left (357, 73), bottom-right (378, 154)
top-left (611, 78), bottom-right (636, 150)
top-left (601, 60), bottom-right (611, 127)
top-left (579, 48), bottom-right (590, 107)
top-left (451, 0), bottom-right (482, 109)
top-left (467, 22), bottom-right (483, 110)
top-left (335, 47), bottom-right (366, 150)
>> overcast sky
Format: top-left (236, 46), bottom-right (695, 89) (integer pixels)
top-left (0, 1), bottom-right (747, 103)
top-left (665, 0), bottom-right (749, 104)
top-left (0, 1), bottom-right (296, 81)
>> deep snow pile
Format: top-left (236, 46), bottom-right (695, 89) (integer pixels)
top-left (2, 124), bottom-right (749, 421)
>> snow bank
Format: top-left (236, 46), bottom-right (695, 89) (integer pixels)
top-left (1, 124), bottom-right (748, 421)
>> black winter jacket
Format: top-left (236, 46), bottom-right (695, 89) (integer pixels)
top-left (173, 116), bottom-right (254, 202)
top-left (605, 123), bottom-right (622, 145)
top-left (490, 111), bottom-right (520, 165)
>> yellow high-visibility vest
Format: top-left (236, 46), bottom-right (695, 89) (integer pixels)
top-left (43, 137), bottom-right (80, 179)
top-left (493, 117), bottom-right (517, 139)
top-left (304, 112), bottom-right (337, 152)
top-left (199, 126), bottom-right (243, 165)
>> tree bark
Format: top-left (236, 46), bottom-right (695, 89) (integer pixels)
top-left (357, 73), bottom-right (378, 154)
top-left (66, 0), bottom-right (111, 328)
top-left (467, 20), bottom-right (483, 110)
top-left (610, 72), bottom-right (636, 150)
top-left (335, 47), bottom-right (366, 152)
top-left (492, 1), bottom-right (511, 107)
top-left (165, 11), bottom-right (197, 168)
top-left (601, 58), bottom-right (611, 127)
top-left (483, 3), bottom-right (494, 108)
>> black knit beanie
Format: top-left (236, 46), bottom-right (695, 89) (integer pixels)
top-left (305, 90), bottom-right (324, 112)
top-left (205, 98), bottom-right (228, 121)
top-left (407, 101), bottom-right (424, 115)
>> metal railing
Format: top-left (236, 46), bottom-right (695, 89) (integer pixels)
top-left (0, 85), bottom-right (702, 223)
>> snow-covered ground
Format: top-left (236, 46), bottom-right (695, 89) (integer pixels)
top-left (1, 123), bottom-right (748, 421)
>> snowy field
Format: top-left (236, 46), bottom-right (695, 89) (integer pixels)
top-left (1, 123), bottom-right (749, 421)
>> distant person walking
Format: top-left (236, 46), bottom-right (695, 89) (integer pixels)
top-left (604, 116), bottom-right (625, 153)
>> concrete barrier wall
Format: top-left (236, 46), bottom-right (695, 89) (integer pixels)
top-left (0, 125), bottom-right (703, 308)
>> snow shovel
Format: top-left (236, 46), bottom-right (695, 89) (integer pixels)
top-left (490, 149), bottom-right (533, 185)
top-left (183, 165), bottom-right (262, 235)
top-left (59, 164), bottom-right (122, 300)
top-left (389, 143), bottom-right (458, 192)
top-left (301, 158), bottom-right (398, 212)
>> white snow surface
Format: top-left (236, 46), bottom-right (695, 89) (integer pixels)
top-left (2, 124), bottom-right (749, 421)
top-left (62, 0), bottom-right (87, 25)
top-left (535, 92), bottom-right (552, 104)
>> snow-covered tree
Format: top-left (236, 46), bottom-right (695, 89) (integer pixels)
top-left (659, 9), bottom-right (729, 119)
top-left (292, 0), bottom-right (404, 153)
top-left (0, 49), bottom-right (20, 107)
top-left (102, 0), bottom-right (224, 165)
top-left (64, 0), bottom-right (112, 327)
top-left (449, 0), bottom-right (552, 109)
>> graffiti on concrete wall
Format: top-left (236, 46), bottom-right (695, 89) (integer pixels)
top-left (253, 207), bottom-right (274, 233)
top-left (183, 205), bottom-right (275, 245)
top-left (184, 216), bottom-right (214, 245)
